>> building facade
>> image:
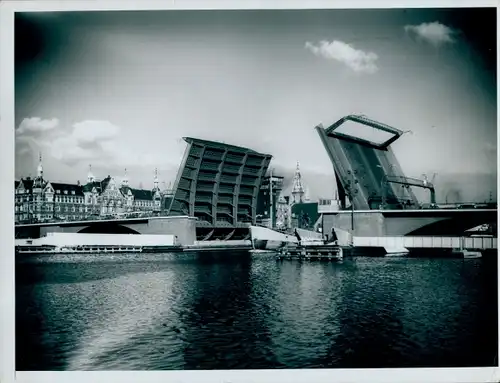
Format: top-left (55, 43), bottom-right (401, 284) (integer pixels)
top-left (256, 174), bottom-right (284, 228)
top-left (15, 156), bottom-right (169, 224)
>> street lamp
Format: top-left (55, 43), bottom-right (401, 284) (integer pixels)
top-left (346, 170), bottom-right (358, 233)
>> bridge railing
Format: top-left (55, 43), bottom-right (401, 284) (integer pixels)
top-left (353, 236), bottom-right (497, 249)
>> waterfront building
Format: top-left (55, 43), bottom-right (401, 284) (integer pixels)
top-left (256, 174), bottom-right (284, 228)
top-left (275, 194), bottom-right (291, 230)
top-left (15, 156), bottom-right (170, 223)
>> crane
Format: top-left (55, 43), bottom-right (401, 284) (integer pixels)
top-left (383, 175), bottom-right (436, 206)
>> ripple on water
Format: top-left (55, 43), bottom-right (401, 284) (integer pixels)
top-left (15, 252), bottom-right (498, 370)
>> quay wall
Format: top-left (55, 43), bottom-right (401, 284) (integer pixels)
top-left (17, 233), bottom-right (177, 247)
top-left (192, 240), bottom-right (252, 248)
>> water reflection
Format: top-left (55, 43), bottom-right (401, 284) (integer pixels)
top-left (16, 252), bottom-right (498, 370)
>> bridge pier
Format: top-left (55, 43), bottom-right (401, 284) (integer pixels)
top-left (321, 209), bottom-right (497, 237)
top-left (16, 216), bottom-right (198, 246)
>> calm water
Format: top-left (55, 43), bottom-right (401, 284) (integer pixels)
top-left (16, 251), bottom-right (498, 370)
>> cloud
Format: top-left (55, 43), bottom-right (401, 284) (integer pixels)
top-left (305, 40), bottom-right (378, 74)
top-left (72, 120), bottom-right (121, 143)
top-left (404, 22), bottom-right (456, 47)
top-left (485, 142), bottom-right (497, 153)
top-left (17, 117), bottom-right (59, 135)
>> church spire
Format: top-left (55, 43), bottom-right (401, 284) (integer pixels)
top-left (291, 161), bottom-right (305, 204)
top-left (153, 168), bottom-right (159, 191)
top-left (122, 168), bottom-right (129, 186)
top-left (87, 164), bottom-right (95, 183)
top-left (36, 152), bottom-right (43, 178)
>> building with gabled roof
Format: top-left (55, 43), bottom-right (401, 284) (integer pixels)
top-left (15, 157), bottom-right (169, 223)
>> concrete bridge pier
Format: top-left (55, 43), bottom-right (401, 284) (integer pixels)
top-left (17, 216), bottom-right (198, 246)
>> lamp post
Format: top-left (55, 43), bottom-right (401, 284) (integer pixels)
top-left (269, 168), bottom-right (273, 229)
top-left (346, 170), bottom-right (358, 233)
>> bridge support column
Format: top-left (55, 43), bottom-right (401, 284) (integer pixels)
top-left (144, 216), bottom-right (198, 246)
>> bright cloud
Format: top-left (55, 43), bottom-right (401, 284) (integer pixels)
top-left (16, 118), bottom-right (175, 173)
top-left (17, 117), bottom-right (59, 135)
top-left (72, 120), bottom-right (121, 143)
top-left (485, 142), bottom-right (497, 153)
top-left (404, 22), bottom-right (456, 46)
top-left (305, 40), bottom-right (379, 74)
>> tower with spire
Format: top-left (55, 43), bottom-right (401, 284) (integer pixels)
top-left (122, 168), bottom-right (129, 187)
top-left (33, 152), bottom-right (45, 188)
top-left (153, 168), bottom-right (160, 192)
top-left (87, 164), bottom-right (95, 184)
top-left (152, 168), bottom-right (162, 213)
top-left (291, 161), bottom-right (305, 204)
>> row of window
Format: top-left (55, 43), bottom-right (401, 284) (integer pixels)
top-left (15, 197), bottom-right (159, 205)
top-left (15, 214), bottom-right (86, 221)
top-left (16, 188), bottom-right (78, 195)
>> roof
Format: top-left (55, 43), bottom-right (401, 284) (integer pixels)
top-left (183, 137), bottom-right (271, 157)
top-left (131, 188), bottom-right (154, 201)
top-left (51, 182), bottom-right (84, 196)
top-left (17, 178), bottom-right (34, 191)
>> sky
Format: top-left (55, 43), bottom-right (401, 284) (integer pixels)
top-left (14, 8), bottom-right (497, 201)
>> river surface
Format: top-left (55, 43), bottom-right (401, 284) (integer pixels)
top-left (16, 251), bottom-right (498, 370)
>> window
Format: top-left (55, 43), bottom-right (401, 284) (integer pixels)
top-left (72, 191), bottom-right (75, 195)
top-left (56, 190), bottom-right (60, 194)
top-left (64, 190), bottom-right (68, 195)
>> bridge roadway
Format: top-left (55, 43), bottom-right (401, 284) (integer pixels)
top-left (322, 208), bottom-right (497, 237)
top-left (316, 116), bottom-right (420, 210)
top-left (15, 215), bottom-right (252, 244)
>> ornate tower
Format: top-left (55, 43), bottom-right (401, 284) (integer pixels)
top-left (153, 168), bottom-right (160, 192)
top-left (153, 168), bottom-right (161, 213)
top-left (122, 168), bottom-right (129, 187)
top-left (87, 164), bottom-right (95, 184)
top-left (291, 161), bottom-right (305, 204)
top-left (32, 152), bottom-right (46, 221)
top-left (36, 152), bottom-right (43, 178)
top-left (33, 152), bottom-right (45, 187)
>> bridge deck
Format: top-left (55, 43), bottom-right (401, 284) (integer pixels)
top-left (353, 236), bottom-right (497, 250)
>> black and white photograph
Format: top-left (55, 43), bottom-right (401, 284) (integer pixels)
top-left (1, 1), bottom-right (499, 382)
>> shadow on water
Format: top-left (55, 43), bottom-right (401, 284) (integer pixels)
top-left (167, 251), bottom-right (285, 369)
